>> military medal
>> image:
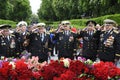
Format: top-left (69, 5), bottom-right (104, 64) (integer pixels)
top-left (10, 39), bottom-right (15, 48)
top-left (35, 37), bottom-right (38, 40)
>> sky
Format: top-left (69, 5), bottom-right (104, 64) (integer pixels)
top-left (29, 0), bottom-right (42, 14)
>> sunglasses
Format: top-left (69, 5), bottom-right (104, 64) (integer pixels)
top-left (62, 23), bottom-right (70, 25)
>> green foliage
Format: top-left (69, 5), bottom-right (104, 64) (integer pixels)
top-left (29, 14), bottom-right (39, 24)
top-left (0, 19), bottom-right (17, 28)
top-left (9, 0), bottom-right (32, 22)
top-left (51, 14), bottom-right (120, 29)
top-left (38, 0), bottom-right (120, 21)
top-left (1, 14), bottom-right (120, 29)
top-left (38, 0), bottom-right (57, 21)
top-left (0, 0), bottom-right (13, 19)
top-left (0, 0), bottom-right (32, 22)
top-left (52, 0), bottom-right (71, 20)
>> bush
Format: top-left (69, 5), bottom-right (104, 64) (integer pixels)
top-left (1, 14), bottom-right (120, 29)
top-left (51, 14), bottom-right (120, 29)
top-left (0, 19), bottom-right (17, 28)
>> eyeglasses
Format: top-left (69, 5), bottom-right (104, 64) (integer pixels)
top-left (62, 23), bottom-right (70, 25)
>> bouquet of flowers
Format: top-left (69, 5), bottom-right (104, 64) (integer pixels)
top-left (0, 56), bottom-right (120, 80)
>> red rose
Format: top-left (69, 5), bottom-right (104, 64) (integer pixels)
top-left (0, 62), bottom-right (12, 79)
top-left (60, 70), bottom-right (76, 80)
top-left (33, 72), bottom-right (41, 79)
top-left (69, 60), bottom-right (88, 75)
top-left (53, 77), bottom-right (62, 80)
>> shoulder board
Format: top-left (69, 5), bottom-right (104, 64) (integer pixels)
top-left (113, 30), bottom-right (119, 34)
top-left (46, 32), bottom-right (50, 34)
top-left (26, 32), bottom-right (30, 35)
top-left (0, 34), bottom-right (2, 36)
top-left (37, 33), bottom-right (39, 35)
top-left (59, 30), bottom-right (63, 32)
top-left (33, 31), bottom-right (38, 34)
top-left (10, 34), bottom-right (15, 37)
top-left (61, 31), bottom-right (64, 33)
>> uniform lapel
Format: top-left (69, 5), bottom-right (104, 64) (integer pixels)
top-left (103, 30), bottom-right (113, 43)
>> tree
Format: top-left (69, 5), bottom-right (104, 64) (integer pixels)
top-left (38, 0), bottom-right (57, 21)
top-left (29, 14), bottom-right (39, 24)
top-left (52, 0), bottom-right (71, 20)
top-left (9, 0), bottom-right (32, 21)
top-left (0, 0), bottom-right (13, 19)
top-left (69, 0), bottom-right (81, 19)
top-left (38, 0), bottom-right (120, 21)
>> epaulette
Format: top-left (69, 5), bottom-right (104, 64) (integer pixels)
top-left (116, 54), bottom-right (120, 57)
top-left (61, 31), bottom-right (64, 33)
top-left (46, 32), bottom-right (50, 35)
top-left (0, 34), bottom-right (2, 36)
top-left (56, 31), bottom-right (63, 33)
top-left (33, 31), bottom-right (38, 34)
top-left (26, 32), bottom-right (30, 35)
top-left (113, 30), bottom-right (119, 34)
top-left (10, 34), bottom-right (15, 37)
top-left (37, 33), bottom-right (40, 35)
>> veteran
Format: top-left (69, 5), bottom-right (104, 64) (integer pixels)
top-left (97, 19), bottom-right (120, 62)
top-left (0, 24), bottom-right (17, 57)
top-left (54, 21), bottom-right (77, 60)
top-left (14, 21), bottom-right (30, 56)
top-left (77, 20), bottom-right (100, 61)
top-left (28, 23), bottom-right (52, 62)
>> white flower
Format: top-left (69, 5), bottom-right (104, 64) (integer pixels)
top-left (108, 76), bottom-right (111, 79)
top-left (63, 59), bottom-right (70, 68)
top-left (9, 62), bottom-right (16, 69)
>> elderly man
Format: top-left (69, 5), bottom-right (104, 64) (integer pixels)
top-left (14, 21), bottom-right (30, 56)
top-left (97, 19), bottom-right (120, 62)
top-left (28, 23), bottom-right (52, 62)
top-left (54, 21), bottom-right (77, 60)
top-left (77, 20), bottom-right (100, 61)
top-left (0, 24), bottom-right (17, 57)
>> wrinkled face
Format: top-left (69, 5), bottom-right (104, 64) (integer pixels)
top-left (87, 23), bottom-right (95, 31)
top-left (21, 26), bottom-right (27, 32)
top-left (2, 29), bottom-right (10, 36)
top-left (87, 22), bottom-right (95, 27)
top-left (38, 27), bottom-right (45, 33)
top-left (62, 23), bottom-right (70, 30)
top-left (104, 23), bottom-right (113, 31)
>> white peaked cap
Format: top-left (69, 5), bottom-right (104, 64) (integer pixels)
top-left (17, 21), bottom-right (28, 27)
top-left (37, 23), bottom-right (46, 27)
top-left (61, 21), bottom-right (71, 25)
top-left (104, 19), bottom-right (116, 24)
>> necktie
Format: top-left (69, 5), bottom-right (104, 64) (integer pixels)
top-left (41, 33), bottom-right (44, 41)
top-left (65, 31), bottom-right (69, 35)
top-left (88, 31), bottom-right (91, 35)
top-left (7, 36), bottom-right (10, 41)
top-left (90, 31), bottom-right (93, 35)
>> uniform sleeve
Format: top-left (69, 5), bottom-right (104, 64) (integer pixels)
top-left (73, 33), bottom-right (78, 53)
top-left (76, 31), bottom-right (85, 39)
top-left (53, 32), bottom-right (61, 41)
top-left (115, 33), bottom-right (120, 58)
top-left (48, 34), bottom-right (53, 52)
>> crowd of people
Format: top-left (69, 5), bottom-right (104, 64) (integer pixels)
top-left (0, 19), bottom-right (120, 63)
